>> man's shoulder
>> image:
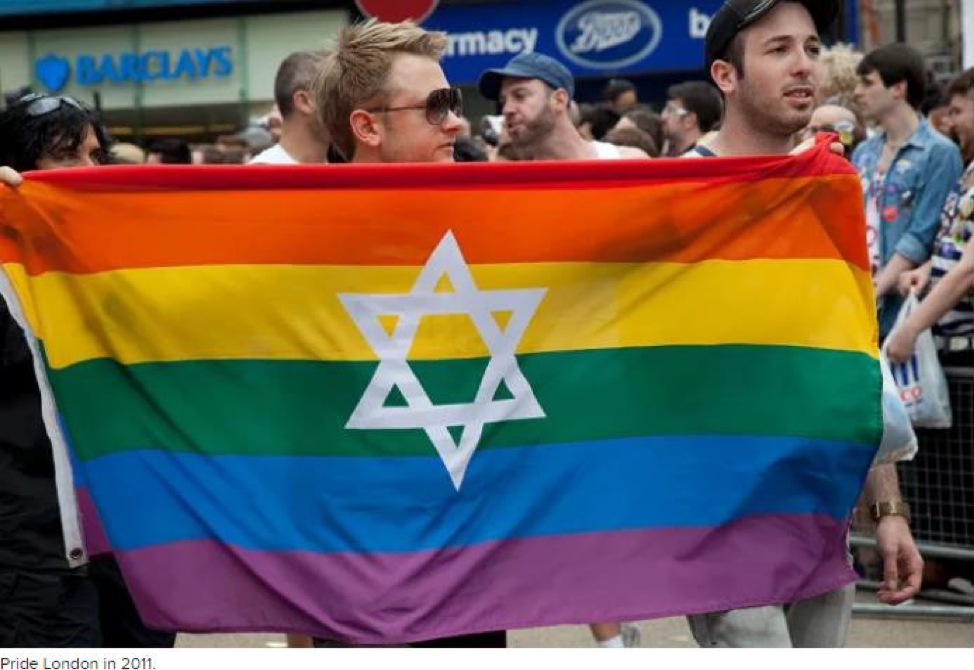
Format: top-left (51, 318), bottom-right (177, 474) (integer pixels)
top-left (249, 144), bottom-right (295, 165)
top-left (921, 128), bottom-right (962, 156)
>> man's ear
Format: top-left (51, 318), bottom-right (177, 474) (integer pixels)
top-left (710, 60), bottom-right (736, 97)
top-left (552, 88), bottom-right (570, 112)
top-left (890, 80), bottom-right (908, 103)
top-left (292, 89), bottom-right (315, 116)
top-left (349, 109), bottom-right (381, 148)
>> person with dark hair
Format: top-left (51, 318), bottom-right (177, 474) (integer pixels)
top-left (251, 49), bottom-right (330, 165)
top-left (614, 107), bottom-right (664, 157)
top-left (146, 138), bottom-right (192, 164)
top-left (661, 81), bottom-right (723, 156)
top-left (602, 78), bottom-right (638, 114)
top-left (853, 43), bottom-right (963, 339)
top-left (603, 126), bottom-right (657, 157)
top-left (945, 68), bottom-right (974, 163)
top-left (920, 75), bottom-right (951, 136)
top-left (0, 95), bottom-right (176, 648)
top-left (588, 104), bottom-right (620, 141)
top-left (856, 44), bottom-right (928, 112)
top-left (887, 67), bottom-right (974, 365)
top-left (0, 94), bottom-right (110, 170)
top-left (687, 0), bottom-right (923, 647)
top-left (452, 135), bottom-right (488, 162)
top-left (575, 102), bottom-right (596, 140)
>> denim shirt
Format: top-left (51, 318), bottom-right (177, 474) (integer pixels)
top-left (851, 117), bottom-right (964, 336)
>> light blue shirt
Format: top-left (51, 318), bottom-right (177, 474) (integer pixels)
top-left (852, 116), bottom-right (964, 337)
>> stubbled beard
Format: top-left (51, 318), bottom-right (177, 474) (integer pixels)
top-left (510, 106), bottom-right (557, 152)
top-left (737, 78), bottom-right (812, 137)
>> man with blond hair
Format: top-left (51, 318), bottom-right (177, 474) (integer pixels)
top-left (311, 20), bottom-right (500, 645)
top-left (314, 19), bottom-right (462, 163)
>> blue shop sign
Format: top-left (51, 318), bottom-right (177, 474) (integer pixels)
top-left (423, 0), bottom-right (725, 84)
top-left (34, 46), bottom-right (233, 91)
top-left (0, 1), bottom-right (257, 16)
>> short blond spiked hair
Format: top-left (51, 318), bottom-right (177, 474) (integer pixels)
top-left (313, 19), bottom-right (448, 160)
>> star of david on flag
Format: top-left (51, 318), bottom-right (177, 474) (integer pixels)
top-left (339, 231), bottom-right (548, 489)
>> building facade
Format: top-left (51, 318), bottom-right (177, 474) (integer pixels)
top-left (859, 0), bottom-right (966, 80)
top-left (0, 1), bottom-right (347, 140)
top-left (0, 0), bottom-right (966, 142)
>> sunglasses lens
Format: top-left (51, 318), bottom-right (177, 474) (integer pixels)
top-left (22, 95), bottom-right (85, 117)
top-left (426, 88), bottom-right (462, 125)
top-left (450, 88), bottom-right (463, 116)
top-left (26, 97), bottom-right (60, 117)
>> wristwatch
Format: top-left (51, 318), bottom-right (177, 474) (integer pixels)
top-left (870, 500), bottom-right (911, 524)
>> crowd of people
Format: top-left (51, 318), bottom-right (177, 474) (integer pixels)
top-left (0, 0), bottom-right (972, 651)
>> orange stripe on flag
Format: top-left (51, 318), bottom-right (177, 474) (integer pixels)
top-left (1, 175), bottom-right (867, 275)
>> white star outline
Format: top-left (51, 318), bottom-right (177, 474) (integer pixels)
top-left (339, 231), bottom-right (548, 490)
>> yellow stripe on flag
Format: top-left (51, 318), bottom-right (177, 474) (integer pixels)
top-left (5, 259), bottom-right (876, 369)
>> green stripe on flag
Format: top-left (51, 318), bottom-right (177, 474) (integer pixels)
top-left (48, 344), bottom-right (881, 461)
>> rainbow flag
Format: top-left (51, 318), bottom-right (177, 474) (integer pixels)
top-left (0, 144), bottom-right (879, 643)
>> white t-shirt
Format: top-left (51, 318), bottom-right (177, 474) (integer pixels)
top-left (591, 140), bottom-right (622, 160)
top-left (248, 144), bottom-right (298, 165)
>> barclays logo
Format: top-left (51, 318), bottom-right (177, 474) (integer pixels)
top-left (33, 47), bottom-right (233, 91)
top-left (36, 54), bottom-right (72, 92)
top-left (556, 0), bottom-right (662, 70)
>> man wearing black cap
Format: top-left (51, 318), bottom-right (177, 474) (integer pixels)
top-left (685, 0), bottom-right (923, 647)
top-left (478, 53), bottom-right (647, 161)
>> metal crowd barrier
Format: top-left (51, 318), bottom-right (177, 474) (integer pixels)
top-left (851, 367), bottom-right (974, 622)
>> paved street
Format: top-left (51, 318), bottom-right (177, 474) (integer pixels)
top-left (178, 596), bottom-right (973, 648)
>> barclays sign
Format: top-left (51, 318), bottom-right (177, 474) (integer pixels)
top-left (34, 46), bottom-right (233, 92)
top-left (556, 0), bottom-right (662, 70)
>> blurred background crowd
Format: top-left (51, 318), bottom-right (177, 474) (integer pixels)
top-left (0, 0), bottom-right (969, 164)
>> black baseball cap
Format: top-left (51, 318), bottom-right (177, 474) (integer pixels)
top-left (478, 52), bottom-right (575, 101)
top-left (705, 0), bottom-right (839, 70)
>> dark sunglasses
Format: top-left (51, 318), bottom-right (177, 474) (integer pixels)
top-left (19, 93), bottom-right (85, 117)
top-left (365, 87), bottom-right (462, 125)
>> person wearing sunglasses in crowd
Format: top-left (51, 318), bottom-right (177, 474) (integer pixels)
top-left (660, 80), bottom-right (724, 157)
top-left (800, 103), bottom-right (866, 155)
top-left (311, 18), bottom-right (502, 646)
top-left (0, 95), bottom-right (176, 648)
top-left (314, 19), bottom-right (462, 164)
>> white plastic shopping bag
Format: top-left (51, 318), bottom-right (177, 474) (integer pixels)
top-left (883, 292), bottom-right (952, 429)
top-left (873, 351), bottom-right (918, 465)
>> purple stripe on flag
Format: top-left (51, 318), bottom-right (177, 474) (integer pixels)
top-left (118, 513), bottom-right (853, 644)
top-left (76, 486), bottom-right (112, 558)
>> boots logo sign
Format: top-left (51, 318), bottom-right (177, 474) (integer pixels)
top-left (556, 0), bottom-right (662, 69)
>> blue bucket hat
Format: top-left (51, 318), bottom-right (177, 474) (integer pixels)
top-left (478, 52), bottom-right (575, 101)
